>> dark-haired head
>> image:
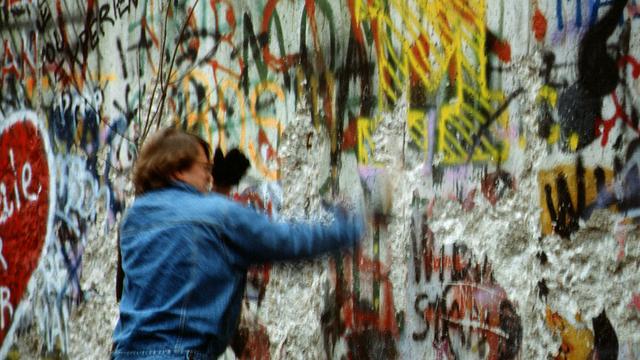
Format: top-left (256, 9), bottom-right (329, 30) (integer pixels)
top-left (211, 147), bottom-right (250, 195)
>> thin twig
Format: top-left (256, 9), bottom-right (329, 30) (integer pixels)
top-left (152, 0), bottom-right (200, 132)
top-left (140, 1), bottom-right (172, 146)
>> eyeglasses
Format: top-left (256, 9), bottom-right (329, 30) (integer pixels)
top-left (195, 161), bottom-right (213, 173)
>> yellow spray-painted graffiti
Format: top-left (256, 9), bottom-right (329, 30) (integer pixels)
top-left (217, 78), bottom-right (247, 152)
top-left (216, 79), bottom-right (285, 181)
top-left (180, 69), bottom-right (216, 147)
top-left (353, 0), bottom-right (459, 102)
top-left (546, 307), bottom-right (594, 360)
top-left (436, 1), bottom-right (509, 164)
top-left (175, 72), bottom-right (284, 181)
top-left (357, 116), bottom-right (377, 165)
top-left (538, 85), bottom-right (558, 107)
top-left (538, 164), bottom-right (614, 236)
top-left (407, 108), bottom-right (429, 156)
top-left (353, 0), bottom-right (510, 165)
top-left (248, 81), bottom-right (285, 181)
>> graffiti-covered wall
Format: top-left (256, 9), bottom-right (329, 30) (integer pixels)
top-left (1, 0), bottom-right (639, 358)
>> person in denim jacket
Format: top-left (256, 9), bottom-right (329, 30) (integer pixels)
top-left (112, 128), bottom-right (363, 359)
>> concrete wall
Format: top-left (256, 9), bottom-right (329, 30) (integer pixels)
top-left (1, 0), bottom-right (639, 358)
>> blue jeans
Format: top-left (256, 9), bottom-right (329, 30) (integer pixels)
top-left (112, 348), bottom-right (216, 360)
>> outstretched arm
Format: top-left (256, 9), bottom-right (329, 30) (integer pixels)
top-left (219, 202), bottom-right (364, 266)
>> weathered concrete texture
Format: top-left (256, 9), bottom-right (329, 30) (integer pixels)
top-left (1, 0), bottom-right (639, 359)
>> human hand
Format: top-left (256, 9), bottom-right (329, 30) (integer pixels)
top-left (321, 198), bottom-right (364, 249)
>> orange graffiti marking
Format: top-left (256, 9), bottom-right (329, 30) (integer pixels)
top-left (0, 33), bottom-right (38, 99)
top-left (340, 250), bottom-right (399, 336)
top-left (216, 79), bottom-right (285, 181)
top-left (409, 34), bottom-right (431, 86)
top-left (491, 39), bottom-right (511, 64)
top-left (211, 0), bottom-right (238, 41)
top-left (2, 40), bottom-right (20, 79)
top-left (347, 0), bottom-right (366, 45)
top-left (545, 307), bottom-right (594, 360)
top-left (533, 8), bottom-right (548, 42)
top-left (217, 78), bottom-right (247, 151)
top-left (248, 82), bottom-right (285, 180)
top-left (342, 118), bottom-right (358, 151)
top-left (260, 0), bottom-right (300, 72)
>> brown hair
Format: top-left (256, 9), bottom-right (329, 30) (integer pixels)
top-left (133, 127), bottom-right (210, 195)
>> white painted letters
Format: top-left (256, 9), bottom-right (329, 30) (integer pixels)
top-left (0, 239), bottom-right (9, 330)
top-left (0, 183), bottom-right (13, 224)
top-left (0, 148), bottom-right (41, 225)
top-left (0, 236), bottom-right (6, 271)
top-left (0, 286), bottom-right (12, 330)
top-left (21, 162), bottom-right (40, 201)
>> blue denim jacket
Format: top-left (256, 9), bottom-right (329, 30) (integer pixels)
top-left (112, 181), bottom-right (363, 359)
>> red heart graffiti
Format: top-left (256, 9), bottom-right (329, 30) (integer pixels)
top-left (0, 112), bottom-right (52, 349)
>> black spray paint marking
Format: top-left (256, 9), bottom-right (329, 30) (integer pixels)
top-left (542, 156), bottom-right (610, 238)
top-left (592, 310), bottom-right (619, 360)
top-left (557, 0), bottom-right (628, 150)
top-left (117, 38), bottom-right (127, 78)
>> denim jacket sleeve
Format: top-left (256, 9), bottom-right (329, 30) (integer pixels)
top-left (218, 200), bottom-right (364, 266)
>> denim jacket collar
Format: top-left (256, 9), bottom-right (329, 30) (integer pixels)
top-left (169, 180), bottom-right (200, 194)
